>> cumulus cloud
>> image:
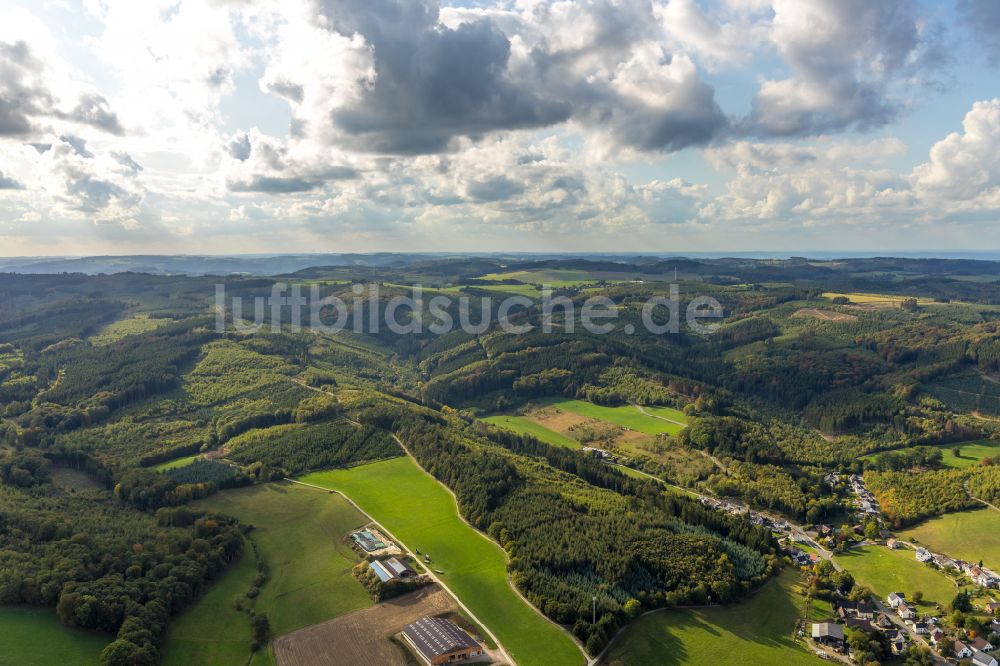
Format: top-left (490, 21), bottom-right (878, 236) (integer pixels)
top-left (257, 0), bottom-right (727, 156)
top-left (0, 40), bottom-right (53, 137)
top-left (300, 0), bottom-right (570, 153)
top-left (222, 129), bottom-right (359, 194)
top-left (0, 37), bottom-right (125, 139)
top-left (913, 99), bottom-right (1000, 206)
top-left (743, 0), bottom-right (942, 137)
top-left (701, 138), bottom-right (913, 222)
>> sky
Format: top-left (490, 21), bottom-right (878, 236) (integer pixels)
top-left (1, 0), bottom-right (999, 256)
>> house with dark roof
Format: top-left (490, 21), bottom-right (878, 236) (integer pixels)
top-left (402, 616), bottom-right (483, 665)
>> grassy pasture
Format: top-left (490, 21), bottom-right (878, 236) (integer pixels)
top-left (161, 538), bottom-right (263, 666)
top-left (163, 482), bottom-right (374, 664)
top-left (833, 546), bottom-right (959, 608)
top-left (937, 440), bottom-right (1000, 468)
top-left (0, 606), bottom-right (110, 666)
top-left (301, 457), bottom-right (585, 666)
top-left (601, 569), bottom-right (822, 666)
top-left (476, 269), bottom-right (594, 285)
top-left (540, 398), bottom-right (686, 436)
top-left (185, 482), bottom-right (371, 636)
top-left (152, 454), bottom-right (200, 471)
top-left (481, 415), bottom-right (579, 449)
top-left (899, 509), bottom-right (1000, 572)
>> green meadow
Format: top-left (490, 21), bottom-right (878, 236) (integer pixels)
top-left (0, 606), bottom-right (110, 666)
top-left (482, 415), bottom-right (579, 449)
top-left (834, 545), bottom-right (959, 608)
top-left (161, 538), bottom-right (266, 666)
top-left (899, 508), bottom-right (1000, 572)
top-left (179, 483), bottom-right (372, 637)
top-left (152, 454), bottom-right (200, 471)
top-left (301, 456), bottom-right (585, 666)
top-left (938, 440), bottom-right (1000, 469)
top-left (541, 398), bottom-right (687, 436)
top-left (601, 569), bottom-right (822, 666)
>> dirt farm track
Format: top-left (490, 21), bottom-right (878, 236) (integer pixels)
top-left (272, 585), bottom-right (457, 666)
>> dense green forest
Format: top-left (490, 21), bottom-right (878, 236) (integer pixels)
top-left (2, 256), bottom-right (1000, 663)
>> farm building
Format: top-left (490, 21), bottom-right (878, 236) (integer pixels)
top-left (402, 616), bottom-right (483, 665)
top-left (811, 623), bottom-right (844, 647)
top-left (352, 528), bottom-right (389, 553)
top-left (385, 557), bottom-right (416, 579)
top-left (369, 560), bottom-right (395, 582)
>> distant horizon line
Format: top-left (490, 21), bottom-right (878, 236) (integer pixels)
top-left (4, 250), bottom-right (1000, 260)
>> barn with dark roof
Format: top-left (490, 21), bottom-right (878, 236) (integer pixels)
top-left (401, 616), bottom-right (483, 665)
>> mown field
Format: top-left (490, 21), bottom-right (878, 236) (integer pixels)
top-left (937, 440), bottom-right (1000, 468)
top-left (833, 546), bottom-right (960, 608)
top-left (481, 414), bottom-right (579, 449)
top-left (899, 508), bottom-right (1000, 572)
top-left (540, 398), bottom-right (687, 436)
top-left (600, 569), bottom-right (822, 666)
top-left (163, 481), bottom-right (372, 666)
top-left (0, 606), bottom-right (110, 666)
top-left (300, 456), bottom-right (585, 666)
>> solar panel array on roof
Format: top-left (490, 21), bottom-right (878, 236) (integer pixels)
top-left (402, 616), bottom-right (481, 662)
top-left (352, 529), bottom-right (388, 552)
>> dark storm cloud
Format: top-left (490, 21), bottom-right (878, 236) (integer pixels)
top-left (314, 0), bottom-right (571, 154)
top-left (0, 170), bottom-right (23, 189)
top-left (958, 0), bottom-right (1000, 64)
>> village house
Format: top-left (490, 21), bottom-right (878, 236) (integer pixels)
top-left (985, 601), bottom-right (1000, 614)
top-left (971, 636), bottom-right (995, 653)
top-left (896, 602), bottom-right (916, 620)
top-left (915, 547), bottom-right (933, 563)
top-left (930, 628), bottom-right (945, 646)
top-left (887, 592), bottom-right (906, 608)
top-left (836, 599), bottom-right (875, 621)
top-left (956, 640), bottom-right (975, 659)
top-left (885, 629), bottom-right (907, 655)
top-left (972, 651), bottom-right (999, 666)
top-left (886, 538), bottom-right (898, 549)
